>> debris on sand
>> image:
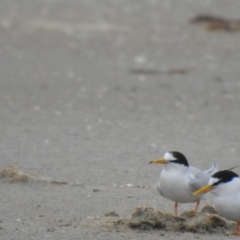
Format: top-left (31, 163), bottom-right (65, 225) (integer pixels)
top-left (104, 211), bottom-right (119, 217)
top-left (0, 165), bottom-right (35, 182)
top-left (0, 165), bottom-right (84, 186)
top-left (191, 15), bottom-right (240, 32)
top-left (128, 68), bottom-right (188, 76)
top-left (83, 205), bottom-right (235, 235)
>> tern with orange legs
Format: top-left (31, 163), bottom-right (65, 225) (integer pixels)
top-left (150, 151), bottom-right (218, 217)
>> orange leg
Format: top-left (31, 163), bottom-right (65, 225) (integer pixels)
top-left (188, 199), bottom-right (200, 217)
top-left (193, 199), bottom-right (200, 216)
top-left (234, 222), bottom-right (240, 236)
top-left (174, 202), bottom-right (178, 217)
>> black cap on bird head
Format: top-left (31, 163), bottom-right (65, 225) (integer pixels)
top-left (164, 151), bottom-right (189, 167)
top-left (210, 170), bottom-right (239, 186)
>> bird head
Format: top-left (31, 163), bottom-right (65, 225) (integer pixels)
top-left (149, 151), bottom-right (189, 167)
top-left (192, 170), bottom-right (239, 196)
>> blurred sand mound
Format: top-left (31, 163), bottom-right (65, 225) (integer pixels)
top-left (128, 205), bottom-right (233, 234)
top-left (84, 205), bottom-right (235, 235)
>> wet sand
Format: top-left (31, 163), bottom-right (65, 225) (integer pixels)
top-left (0, 0), bottom-right (240, 239)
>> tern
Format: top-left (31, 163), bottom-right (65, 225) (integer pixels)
top-left (193, 170), bottom-right (240, 236)
top-left (150, 151), bottom-right (218, 217)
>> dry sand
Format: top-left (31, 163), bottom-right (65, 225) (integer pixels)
top-left (0, 0), bottom-right (240, 239)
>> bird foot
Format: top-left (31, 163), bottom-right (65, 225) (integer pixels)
top-left (234, 231), bottom-right (239, 237)
top-left (187, 211), bottom-right (197, 217)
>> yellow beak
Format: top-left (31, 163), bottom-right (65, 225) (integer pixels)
top-left (149, 158), bottom-right (167, 164)
top-left (192, 185), bottom-right (213, 196)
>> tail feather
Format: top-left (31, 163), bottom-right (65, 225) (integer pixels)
top-left (204, 163), bottom-right (218, 176)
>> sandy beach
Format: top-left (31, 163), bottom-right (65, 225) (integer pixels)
top-left (1, 0), bottom-right (240, 239)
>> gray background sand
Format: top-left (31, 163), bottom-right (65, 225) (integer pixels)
top-left (0, 0), bottom-right (240, 239)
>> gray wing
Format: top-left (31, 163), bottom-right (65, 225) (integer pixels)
top-left (188, 163), bottom-right (218, 192)
top-left (187, 166), bottom-right (211, 192)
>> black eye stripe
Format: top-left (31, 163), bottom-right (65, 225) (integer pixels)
top-left (170, 159), bottom-right (189, 167)
top-left (212, 179), bottom-right (222, 186)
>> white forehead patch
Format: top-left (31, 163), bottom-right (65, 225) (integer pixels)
top-left (209, 177), bottom-right (220, 186)
top-left (164, 152), bottom-right (177, 161)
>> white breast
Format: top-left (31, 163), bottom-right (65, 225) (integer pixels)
top-left (214, 193), bottom-right (240, 222)
top-left (212, 178), bottom-right (240, 222)
top-left (158, 166), bottom-right (203, 203)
